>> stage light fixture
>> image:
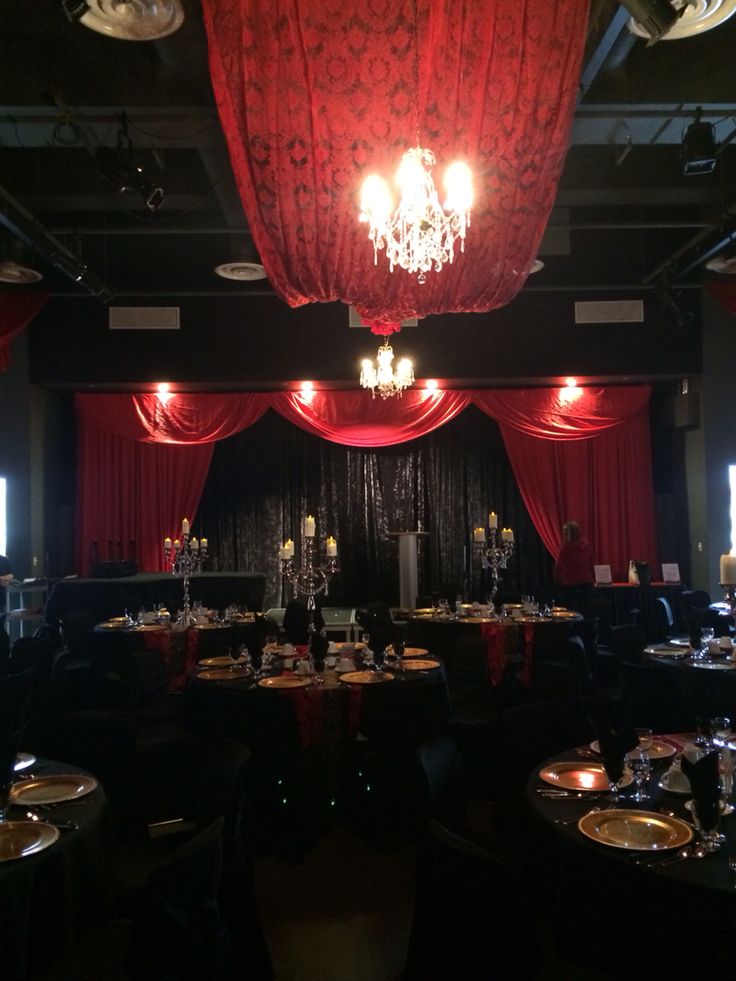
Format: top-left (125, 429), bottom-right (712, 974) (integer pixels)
top-left (682, 107), bottom-right (717, 176)
top-left (622, 0), bottom-right (680, 40)
top-left (95, 113), bottom-right (166, 211)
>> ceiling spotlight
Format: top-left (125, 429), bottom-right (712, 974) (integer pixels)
top-left (706, 254), bottom-right (736, 275)
top-left (95, 114), bottom-right (166, 211)
top-left (0, 261), bottom-right (43, 284)
top-left (682, 107), bottom-right (717, 176)
top-left (62, 0), bottom-right (184, 41)
top-left (627, 0), bottom-right (736, 40)
top-left (622, 0), bottom-right (681, 40)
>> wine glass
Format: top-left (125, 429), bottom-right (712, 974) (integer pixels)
top-left (603, 756), bottom-right (626, 803)
top-left (438, 597), bottom-right (450, 617)
top-left (700, 626), bottom-right (715, 659)
top-left (691, 797), bottom-right (722, 853)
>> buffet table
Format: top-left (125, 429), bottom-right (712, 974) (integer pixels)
top-left (45, 572), bottom-right (267, 624)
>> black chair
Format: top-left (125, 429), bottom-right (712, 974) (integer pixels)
top-left (403, 819), bottom-right (542, 981)
top-left (593, 622), bottom-right (647, 690)
top-left (650, 595), bottom-right (675, 643)
top-left (529, 634), bottom-right (591, 712)
top-left (415, 735), bottom-right (468, 834)
top-left (123, 816), bottom-right (226, 980)
top-left (282, 598), bottom-right (323, 644)
top-left (687, 606), bottom-right (730, 647)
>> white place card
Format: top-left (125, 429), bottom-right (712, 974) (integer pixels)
top-left (594, 564), bottom-right (612, 585)
top-left (661, 562), bottom-right (680, 584)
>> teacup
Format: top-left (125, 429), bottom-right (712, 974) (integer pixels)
top-left (664, 761), bottom-right (691, 793)
top-left (296, 659), bottom-right (313, 675)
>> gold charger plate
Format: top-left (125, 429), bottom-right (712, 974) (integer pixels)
top-left (96, 621), bottom-right (126, 630)
top-left (193, 623), bottom-right (226, 630)
top-left (412, 608), bottom-right (435, 615)
top-left (399, 658), bottom-right (440, 670)
top-left (198, 655), bottom-right (248, 668)
top-left (539, 761), bottom-right (632, 792)
top-left (339, 671), bottom-right (394, 685)
top-left (578, 809), bottom-right (692, 851)
top-left (10, 773), bottom-right (98, 806)
top-left (0, 821), bottom-right (60, 862)
top-left (333, 642), bottom-right (366, 651)
top-left (589, 738), bottom-right (676, 760)
top-left (198, 668), bottom-right (250, 681)
top-left (458, 616), bottom-right (495, 624)
top-left (258, 676), bottom-right (311, 689)
top-left (646, 646), bottom-right (690, 658)
top-left (402, 647), bottom-right (429, 657)
top-left (132, 624), bottom-right (167, 632)
top-left (551, 610), bottom-right (580, 619)
top-left (689, 661), bottom-right (736, 670)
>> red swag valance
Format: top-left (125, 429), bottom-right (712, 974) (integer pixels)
top-left (75, 386), bottom-right (656, 579)
top-left (0, 293), bottom-right (48, 371)
top-left (201, 0), bottom-right (588, 323)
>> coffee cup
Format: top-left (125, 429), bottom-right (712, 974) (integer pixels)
top-left (709, 639), bottom-right (723, 656)
top-left (721, 636), bottom-right (733, 652)
top-left (664, 761), bottom-right (690, 793)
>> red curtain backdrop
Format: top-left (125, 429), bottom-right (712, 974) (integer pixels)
top-left (76, 414), bottom-right (213, 574)
top-left (75, 387), bottom-right (656, 580)
top-left (201, 0), bottom-right (588, 323)
top-left (0, 293), bottom-right (48, 370)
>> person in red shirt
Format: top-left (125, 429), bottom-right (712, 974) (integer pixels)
top-left (553, 521), bottom-right (594, 612)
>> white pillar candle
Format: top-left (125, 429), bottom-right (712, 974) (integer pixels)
top-left (173, 539), bottom-right (180, 549)
top-left (164, 537), bottom-right (172, 550)
top-left (326, 536), bottom-right (337, 557)
top-left (507, 528), bottom-right (515, 542)
top-left (279, 545), bottom-right (287, 560)
top-left (488, 511), bottom-right (498, 530)
top-left (284, 538), bottom-right (294, 558)
top-left (200, 537), bottom-right (208, 549)
top-left (721, 553), bottom-right (736, 585)
top-left (181, 517), bottom-right (190, 536)
top-left (190, 537), bottom-right (199, 550)
top-left (473, 527), bottom-right (486, 543)
top-left (304, 515), bottom-right (316, 537)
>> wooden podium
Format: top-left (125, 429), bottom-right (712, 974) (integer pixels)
top-left (388, 531), bottom-right (429, 610)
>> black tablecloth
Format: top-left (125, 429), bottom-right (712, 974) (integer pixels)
top-left (45, 572), bottom-right (267, 624)
top-left (526, 743), bottom-right (736, 978)
top-left (0, 758), bottom-right (114, 981)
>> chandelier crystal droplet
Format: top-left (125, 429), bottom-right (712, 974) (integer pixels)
top-left (359, 146), bottom-right (472, 280)
top-left (360, 338), bottom-right (415, 399)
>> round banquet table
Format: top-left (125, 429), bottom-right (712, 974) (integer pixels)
top-left (526, 741), bottom-right (736, 978)
top-left (644, 641), bottom-right (736, 721)
top-left (404, 612), bottom-right (582, 686)
top-left (0, 758), bottom-right (114, 981)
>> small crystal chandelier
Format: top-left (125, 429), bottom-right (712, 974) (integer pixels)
top-left (359, 146), bottom-right (472, 282)
top-left (360, 336), bottom-right (415, 399)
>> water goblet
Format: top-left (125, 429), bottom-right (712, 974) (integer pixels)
top-left (700, 626), bottom-right (715, 659)
top-left (438, 597), bottom-right (450, 617)
top-left (603, 757), bottom-right (626, 803)
top-left (691, 797), bottom-right (722, 853)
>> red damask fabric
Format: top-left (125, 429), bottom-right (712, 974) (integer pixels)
top-left (202, 0), bottom-right (588, 322)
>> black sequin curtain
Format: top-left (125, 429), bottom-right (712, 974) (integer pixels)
top-left (196, 405), bottom-right (553, 609)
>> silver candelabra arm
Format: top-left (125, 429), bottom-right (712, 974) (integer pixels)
top-left (280, 531), bottom-right (339, 616)
top-left (163, 533), bottom-right (208, 626)
top-left (474, 528), bottom-right (515, 606)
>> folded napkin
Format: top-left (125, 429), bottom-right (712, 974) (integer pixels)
top-left (596, 725), bottom-right (639, 784)
top-left (681, 749), bottom-right (721, 804)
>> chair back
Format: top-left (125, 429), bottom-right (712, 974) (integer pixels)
top-left (415, 736), bottom-right (467, 832)
top-left (609, 622), bottom-right (647, 662)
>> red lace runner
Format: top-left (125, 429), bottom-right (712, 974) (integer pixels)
top-left (202, 0), bottom-right (589, 323)
top-left (480, 621), bottom-right (533, 688)
top-left (143, 628), bottom-right (201, 691)
top-left (283, 685), bottom-right (363, 748)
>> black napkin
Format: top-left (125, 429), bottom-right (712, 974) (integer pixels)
top-left (596, 726), bottom-right (639, 784)
top-left (681, 749), bottom-right (721, 804)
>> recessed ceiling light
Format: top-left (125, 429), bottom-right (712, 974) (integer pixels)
top-left (214, 262), bottom-right (268, 281)
top-left (0, 261), bottom-right (43, 284)
top-left (706, 255), bottom-right (736, 275)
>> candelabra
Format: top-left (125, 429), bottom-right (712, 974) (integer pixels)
top-left (280, 517), bottom-right (339, 630)
top-left (163, 522), bottom-right (207, 626)
top-left (473, 517), bottom-right (515, 606)
top-left (720, 554), bottom-right (736, 623)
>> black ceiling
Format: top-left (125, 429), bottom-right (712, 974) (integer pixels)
top-left (1, 0), bottom-right (736, 315)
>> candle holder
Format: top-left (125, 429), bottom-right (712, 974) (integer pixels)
top-left (721, 584), bottom-right (736, 622)
top-left (164, 531), bottom-right (207, 626)
top-left (474, 527), bottom-right (515, 607)
top-left (281, 521), bottom-right (339, 631)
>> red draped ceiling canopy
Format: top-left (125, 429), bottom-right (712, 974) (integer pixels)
top-left (201, 0), bottom-right (588, 323)
top-left (75, 387), bottom-right (657, 580)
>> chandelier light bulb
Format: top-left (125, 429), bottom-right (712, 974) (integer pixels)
top-left (359, 145), bottom-right (472, 280)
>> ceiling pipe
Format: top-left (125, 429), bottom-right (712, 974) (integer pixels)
top-left (642, 199), bottom-right (736, 283)
top-left (0, 185), bottom-right (114, 301)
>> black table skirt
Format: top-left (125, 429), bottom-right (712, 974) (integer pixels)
top-left (45, 571), bottom-right (267, 625)
top-left (593, 582), bottom-right (685, 638)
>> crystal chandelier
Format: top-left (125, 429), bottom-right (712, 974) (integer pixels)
top-left (360, 336), bottom-right (415, 399)
top-left (359, 146), bottom-right (472, 282)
